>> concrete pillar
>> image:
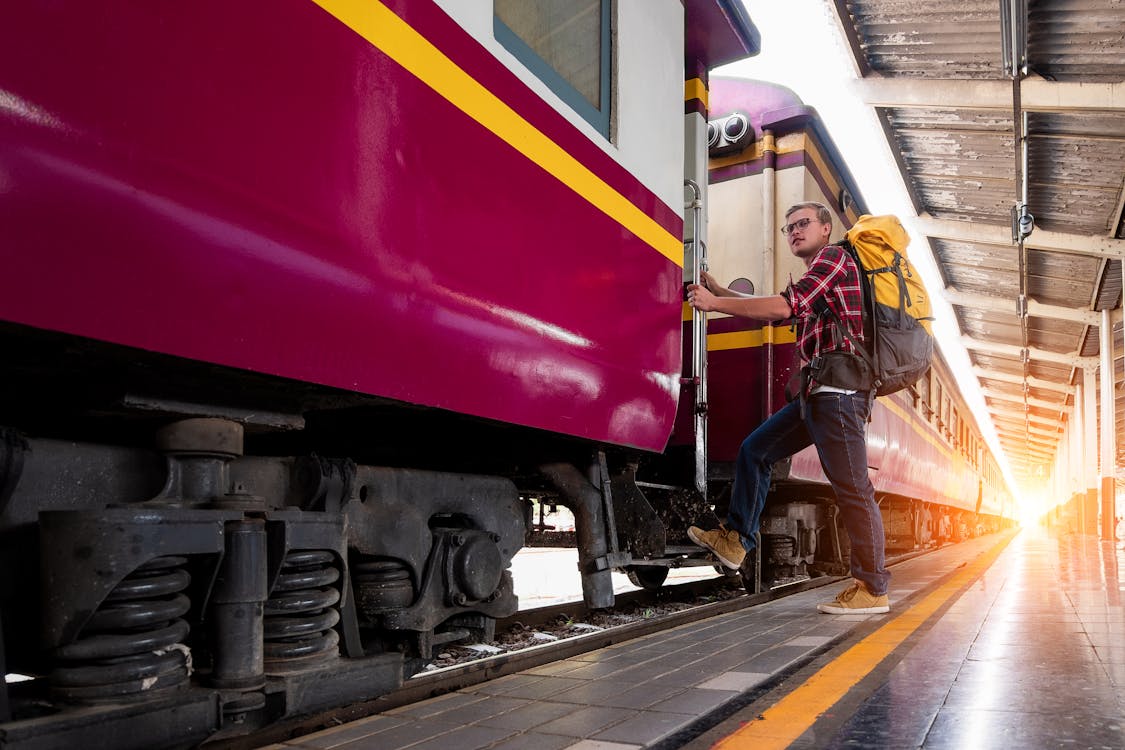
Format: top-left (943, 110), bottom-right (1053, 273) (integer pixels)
top-left (1083, 367), bottom-right (1100, 534)
top-left (1100, 309), bottom-right (1117, 540)
top-left (1068, 387), bottom-right (1081, 531)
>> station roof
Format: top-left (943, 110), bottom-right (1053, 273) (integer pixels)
top-left (828, 0), bottom-right (1125, 490)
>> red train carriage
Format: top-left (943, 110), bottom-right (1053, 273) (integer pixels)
top-left (0, 2), bottom-right (759, 746)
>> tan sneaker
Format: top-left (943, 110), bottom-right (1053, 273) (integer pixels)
top-left (687, 525), bottom-right (746, 570)
top-left (817, 581), bottom-right (889, 614)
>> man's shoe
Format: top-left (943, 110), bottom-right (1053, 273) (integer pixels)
top-left (817, 581), bottom-right (889, 614)
top-left (687, 525), bottom-right (746, 570)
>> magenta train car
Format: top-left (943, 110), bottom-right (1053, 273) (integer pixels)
top-left (2, 2), bottom-right (682, 453)
top-left (685, 78), bottom-right (1015, 583)
top-left (0, 1), bottom-right (760, 746)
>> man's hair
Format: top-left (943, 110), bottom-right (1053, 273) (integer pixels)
top-left (785, 202), bottom-right (833, 225)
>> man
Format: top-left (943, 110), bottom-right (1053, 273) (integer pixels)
top-left (685, 201), bottom-right (889, 614)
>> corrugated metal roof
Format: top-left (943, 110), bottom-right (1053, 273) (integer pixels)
top-left (848, 0), bottom-right (1006, 79)
top-left (1031, 3), bottom-right (1125, 82)
top-left (830, 0), bottom-right (1125, 494)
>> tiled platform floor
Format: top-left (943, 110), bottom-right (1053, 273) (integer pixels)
top-left (802, 526), bottom-right (1125, 749)
top-left (263, 529), bottom-right (1039, 750)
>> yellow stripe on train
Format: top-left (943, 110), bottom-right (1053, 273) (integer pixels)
top-left (311, 0), bottom-right (684, 267)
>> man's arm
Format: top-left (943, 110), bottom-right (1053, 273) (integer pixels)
top-left (686, 282), bottom-right (792, 321)
top-left (698, 270), bottom-right (747, 298)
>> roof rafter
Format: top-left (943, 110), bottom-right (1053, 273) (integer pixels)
top-left (972, 367), bottom-right (1073, 395)
top-left (980, 387), bottom-right (1069, 412)
top-left (943, 288), bottom-right (1103, 326)
top-left (851, 75), bottom-right (1125, 114)
top-left (914, 215), bottom-right (1125, 261)
top-left (960, 336), bottom-right (1097, 367)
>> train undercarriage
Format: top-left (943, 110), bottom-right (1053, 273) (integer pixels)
top-left (0, 331), bottom-right (1003, 749)
top-left (0, 415), bottom-right (1000, 748)
top-left (589, 461), bottom-right (1003, 595)
top-left (0, 415), bottom-right (530, 748)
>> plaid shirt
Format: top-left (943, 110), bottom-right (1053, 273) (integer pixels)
top-left (780, 244), bottom-right (864, 365)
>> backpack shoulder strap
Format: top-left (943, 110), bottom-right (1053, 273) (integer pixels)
top-left (814, 299), bottom-right (874, 370)
top-left (812, 243), bottom-right (875, 369)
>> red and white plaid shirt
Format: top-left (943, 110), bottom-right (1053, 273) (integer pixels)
top-left (780, 244), bottom-right (865, 365)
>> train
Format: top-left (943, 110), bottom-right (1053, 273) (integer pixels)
top-left (0, 1), bottom-right (1011, 747)
top-left (631, 75), bottom-right (1017, 591)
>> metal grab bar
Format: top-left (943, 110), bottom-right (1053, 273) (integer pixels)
top-left (684, 179), bottom-right (707, 499)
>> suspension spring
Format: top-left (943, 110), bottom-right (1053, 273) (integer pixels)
top-left (51, 556), bottom-right (192, 702)
top-left (263, 550), bottom-right (340, 670)
top-left (352, 559), bottom-right (414, 621)
top-left (763, 534), bottom-right (796, 563)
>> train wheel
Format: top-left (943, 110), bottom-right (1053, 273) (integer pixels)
top-left (624, 565), bottom-right (669, 590)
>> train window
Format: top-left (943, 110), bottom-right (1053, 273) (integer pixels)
top-left (495, 0), bottom-right (612, 136)
top-left (916, 374), bottom-right (929, 416)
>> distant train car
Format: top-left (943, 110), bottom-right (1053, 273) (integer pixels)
top-left (0, 1), bottom-right (759, 746)
top-left (647, 77), bottom-right (1015, 584)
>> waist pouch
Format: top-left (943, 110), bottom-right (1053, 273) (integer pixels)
top-left (807, 351), bottom-right (874, 392)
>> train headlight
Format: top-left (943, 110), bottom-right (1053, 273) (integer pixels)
top-left (707, 112), bottom-right (753, 155)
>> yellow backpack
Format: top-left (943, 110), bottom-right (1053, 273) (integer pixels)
top-left (846, 215), bottom-right (933, 335)
top-left (823, 214), bottom-right (934, 397)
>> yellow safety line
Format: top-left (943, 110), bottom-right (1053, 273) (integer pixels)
top-left (714, 532), bottom-right (1015, 749)
top-left (310, 0), bottom-right (684, 267)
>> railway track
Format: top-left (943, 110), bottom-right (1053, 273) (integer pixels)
top-left (211, 548), bottom-right (931, 748)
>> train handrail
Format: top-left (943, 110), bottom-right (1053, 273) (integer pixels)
top-left (685, 179), bottom-right (707, 498)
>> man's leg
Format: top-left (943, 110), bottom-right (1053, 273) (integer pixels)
top-left (806, 393), bottom-right (890, 609)
top-left (689, 400), bottom-right (813, 569)
top-left (728, 399), bottom-right (813, 547)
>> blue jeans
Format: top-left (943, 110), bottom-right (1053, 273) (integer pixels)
top-left (726, 392), bottom-right (889, 596)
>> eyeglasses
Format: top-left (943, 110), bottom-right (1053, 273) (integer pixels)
top-left (781, 217), bottom-right (819, 235)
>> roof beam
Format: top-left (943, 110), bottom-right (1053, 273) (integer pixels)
top-left (943, 288), bottom-right (1102, 326)
top-left (914, 215), bottom-right (1125, 261)
top-left (993, 423), bottom-right (1062, 441)
top-left (851, 75), bottom-right (1125, 114)
top-left (1009, 460), bottom-right (1053, 470)
top-left (1010, 455), bottom-right (1057, 468)
top-left (991, 426), bottom-right (1061, 444)
top-left (993, 421), bottom-right (1061, 439)
top-left (991, 403), bottom-right (1058, 418)
top-left (996, 434), bottom-right (1056, 451)
top-left (980, 387), bottom-right (1068, 412)
top-left (996, 442), bottom-right (1057, 457)
top-left (991, 408), bottom-right (1063, 427)
top-left (959, 336), bottom-right (1097, 368)
top-left (998, 446), bottom-right (1056, 461)
top-left (1008, 446), bottom-right (1057, 459)
top-left (972, 367), bottom-right (1073, 395)
top-left (1009, 445), bottom-right (1057, 457)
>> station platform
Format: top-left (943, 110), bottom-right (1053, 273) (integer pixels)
top-left (262, 526), bottom-right (1125, 750)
